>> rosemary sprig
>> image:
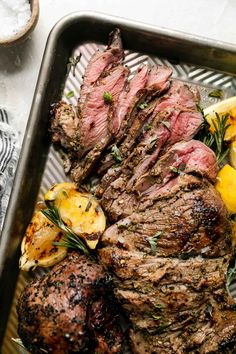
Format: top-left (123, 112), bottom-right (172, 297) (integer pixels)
top-left (210, 112), bottom-right (230, 164)
top-left (198, 110), bottom-right (230, 165)
top-left (41, 201), bottom-right (93, 259)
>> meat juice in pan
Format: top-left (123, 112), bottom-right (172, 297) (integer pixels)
top-left (2, 39), bottom-right (236, 354)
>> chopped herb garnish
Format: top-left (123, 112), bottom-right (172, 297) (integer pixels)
top-left (152, 315), bottom-right (161, 321)
top-left (85, 199), bottom-right (92, 212)
top-left (103, 91), bottom-right (113, 104)
top-left (62, 190), bottom-right (68, 197)
top-left (147, 231), bottom-right (163, 254)
top-left (208, 89), bottom-right (223, 99)
top-left (67, 54), bottom-right (81, 76)
top-left (117, 222), bottom-right (129, 230)
top-left (111, 145), bottom-right (123, 163)
top-left (66, 90), bottom-right (74, 99)
top-left (138, 102), bottom-right (148, 110)
top-left (161, 120), bottom-right (171, 131)
top-left (170, 164), bottom-right (186, 175)
top-left (41, 201), bottom-right (94, 259)
top-left (144, 124), bottom-right (152, 131)
top-left (155, 303), bottom-right (164, 310)
top-left (150, 138), bottom-right (157, 149)
top-left (170, 166), bottom-right (178, 174)
top-left (152, 323), bottom-right (172, 334)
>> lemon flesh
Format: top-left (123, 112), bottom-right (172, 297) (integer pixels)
top-left (45, 183), bottom-right (106, 249)
top-left (215, 164), bottom-right (236, 214)
top-left (204, 96), bottom-right (236, 142)
top-left (19, 211), bottom-right (67, 271)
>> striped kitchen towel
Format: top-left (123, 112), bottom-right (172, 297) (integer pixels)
top-left (0, 108), bottom-right (20, 230)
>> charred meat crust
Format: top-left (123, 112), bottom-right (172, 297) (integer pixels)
top-left (17, 253), bottom-right (124, 354)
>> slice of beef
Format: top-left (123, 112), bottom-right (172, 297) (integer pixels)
top-left (98, 65), bottom-right (172, 178)
top-left (78, 65), bottom-right (129, 157)
top-left (112, 65), bottom-right (149, 136)
top-left (100, 82), bottom-right (203, 215)
top-left (101, 175), bottom-right (232, 258)
top-left (17, 252), bottom-right (124, 354)
top-left (71, 65), bottom-right (129, 183)
top-left (50, 101), bottom-right (79, 150)
top-left (135, 139), bottom-right (218, 193)
top-left (78, 28), bottom-right (123, 112)
top-left (99, 170), bottom-right (235, 354)
top-left (125, 82), bottom-right (203, 191)
top-left (97, 69), bottom-right (174, 195)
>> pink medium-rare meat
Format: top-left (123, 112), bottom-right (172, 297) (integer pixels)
top-left (78, 28), bottom-right (123, 111)
top-left (70, 65), bottom-right (129, 184)
top-left (112, 65), bottom-right (149, 136)
top-left (78, 65), bottom-right (129, 157)
top-left (100, 81), bottom-right (203, 205)
top-left (135, 139), bottom-right (218, 193)
top-left (97, 65), bottom-right (173, 187)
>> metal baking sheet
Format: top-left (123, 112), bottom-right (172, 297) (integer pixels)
top-left (1, 11), bottom-right (236, 353)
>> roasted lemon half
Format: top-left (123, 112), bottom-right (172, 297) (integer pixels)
top-left (19, 210), bottom-right (67, 271)
top-left (20, 183), bottom-right (106, 271)
top-left (44, 182), bottom-right (106, 249)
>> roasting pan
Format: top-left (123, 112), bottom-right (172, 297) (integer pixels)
top-left (1, 11), bottom-right (236, 353)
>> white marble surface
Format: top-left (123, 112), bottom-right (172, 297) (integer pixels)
top-left (0, 0), bottom-right (236, 144)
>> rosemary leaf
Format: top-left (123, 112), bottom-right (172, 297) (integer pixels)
top-left (208, 89), bottom-right (223, 99)
top-left (111, 145), bottom-right (123, 163)
top-left (148, 231), bottom-right (163, 254)
top-left (85, 199), bottom-right (92, 212)
top-left (66, 90), bottom-right (74, 99)
top-left (144, 124), bottom-right (152, 131)
top-left (161, 120), bottom-right (171, 131)
top-left (138, 102), bottom-right (148, 110)
top-left (67, 54), bottom-right (81, 76)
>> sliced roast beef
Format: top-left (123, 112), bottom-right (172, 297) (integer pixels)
top-left (100, 82), bottom-right (203, 211)
top-left (98, 65), bottom-right (172, 177)
top-left (71, 65), bottom-right (129, 183)
top-left (112, 65), bottom-right (149, 136)
top-left (101, 174), bottom-right (231, 257)
top-left (50, 101), bottom-right (79, 150)
top-left (99, 172), bottom-right (234, 354)
top-left (78, 65), bottom-right (129, 157)
top-left (135, 139), bottom-right (218, 193)
top-left (78, 28), bottom-right (123, 112)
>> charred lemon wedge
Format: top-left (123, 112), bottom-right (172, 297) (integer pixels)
top-left (44, 182), bottom-right (106, 249)
top-left (204, 96), bottom-right (236, 142)
top-left (215, 164), bottom-right (236, 214)
top-left (19, 211), bottom-right (67, 271)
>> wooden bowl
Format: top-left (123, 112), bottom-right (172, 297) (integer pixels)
top-left (0, 0), bottom-right (39, 46)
